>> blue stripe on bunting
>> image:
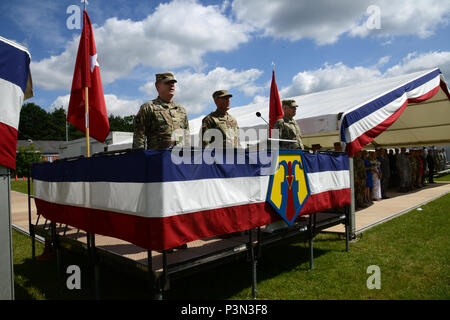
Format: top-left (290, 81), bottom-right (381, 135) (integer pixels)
top-left (303, 152), bottom-right (349, 173)
top-left (32, 149), bottom-right (349, 183)
top-left (0, 40), bottom-right (30, 93)
top-left (339, 69), bottom-right (441, 141)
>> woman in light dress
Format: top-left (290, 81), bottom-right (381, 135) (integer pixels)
top-left (369, 152), bottom-right (382, 200)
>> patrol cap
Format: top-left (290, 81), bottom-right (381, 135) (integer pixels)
top-left (213, 89), bottom-right (232, 99)
top-left (312, 144), bottom-right (322, 149)
top-left (155, 72), bottom-right (177, 83)
top-left (282, 99), bottom-right (298, 108)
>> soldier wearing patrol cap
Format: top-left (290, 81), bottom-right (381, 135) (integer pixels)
top-left (132, 72), bottom-right (189, 150)
top-left (201, 89), bottom-right (240, 148)
top-left (273, 99), bottom-right (304, 150)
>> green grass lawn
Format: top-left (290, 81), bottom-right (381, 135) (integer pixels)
top-left (435, 173), bottom-right (450, 181)
top-left (12, 191), bottom-right (450, 300)
top-left (10, 179), bottom-right (33, 195)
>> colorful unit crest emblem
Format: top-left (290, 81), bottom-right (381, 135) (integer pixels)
top-left (267, 150), bottom-right (311, 226)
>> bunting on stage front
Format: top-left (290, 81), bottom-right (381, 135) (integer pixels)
top-left (32, 150), bottom-right (350, 250)
top-left (0, 37), bottom-right (33, 170)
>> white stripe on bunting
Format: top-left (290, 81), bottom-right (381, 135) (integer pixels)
top-left (0, 78), bottom-right (24, 130)
top-left (33, 168), bottom-right (350, 219)
top-left (345, 73), bottom-right (440, 144)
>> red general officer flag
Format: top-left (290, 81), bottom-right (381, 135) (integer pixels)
top-left (269, 69), bottom-right (283, 137)
top-left (67, 10), bottom-right (109, 142)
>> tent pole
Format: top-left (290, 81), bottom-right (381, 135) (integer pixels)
top-left (0, 165), bottom-right (14, 299)
top-left (348, 156), bottom-right (356, 237)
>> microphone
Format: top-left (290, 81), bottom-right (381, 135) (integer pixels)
top-left (256, 112), bottom-right (269, 126)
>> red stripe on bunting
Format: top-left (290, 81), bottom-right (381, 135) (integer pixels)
top-left (346, 84), bottom-right (441, 156)
top-left (300, 188), bottom-right (351, 214)
top-left (0, 122), bottom-right (18, 170)
top-left (35, 199), bottom-right (279, 250)
top-left (35, 187), bottom-right (350, 250)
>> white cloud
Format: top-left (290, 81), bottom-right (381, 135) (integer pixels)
top-left (385, 51), bottom-right (450, 79)
top-left (350, 0), bottom-right (450, 39)
top-left (32, 0), bottom-right (250, 91)
top-left (279, 51), bottom-right (450, 97)
top-left (49, 94), bottom-right (142, 117)
top-left (280, 63), bottom-right (382, 97)
top-left (376, 56), bottom-right (391, 67)
top-left (139, 67), bottom-right (263, 115)
top-left (232, 0), bottom-right (450, 45)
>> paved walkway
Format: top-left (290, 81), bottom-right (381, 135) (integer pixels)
top-left (324, 182), bottom-right (450, 234)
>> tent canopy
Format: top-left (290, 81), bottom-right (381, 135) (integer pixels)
top-left (189, 68), bottom-right (450, 153)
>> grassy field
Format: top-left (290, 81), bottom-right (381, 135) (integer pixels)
top-left (435, 173), bottom-right (450, 181)
top-left (12, 186), bottom-right (450, 300)
top-left (10, 179), bottom-right (33, 195)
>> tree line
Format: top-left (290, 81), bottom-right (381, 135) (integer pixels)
top-left (18, 102), bottom-right (135, 141)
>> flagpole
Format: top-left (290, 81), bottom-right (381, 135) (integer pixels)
top-left (85, 87), bottom-right (90, 157)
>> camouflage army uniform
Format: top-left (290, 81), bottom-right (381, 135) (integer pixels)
top-left (409, 153), bottom-right (417, 189)
top-left (273, 116), bottom-right (304, 150)
top-left (132, 97), bottom-right (189, 150)
top-left (397, 152), bottom-right (411, 191)
top-left (201, 111), bottom-right (239, 148)
top-left (354, 153), bottom-right (366, 208)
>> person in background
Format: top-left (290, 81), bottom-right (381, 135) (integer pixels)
top-left (409, 150), bottom-right (418, 190)
top-left (311, 144), bottom-right (322, 153)
top-left (334, 142), bottom-right (343, 151)
top-left (363, 150), bottom-right (373, 205)
top-left (378, 149), bottom-right (390, 199)
top-left (427, 149), bottom-right (435, 183)
top-left (354, 151), bottom-right (368, 209)
top-left (388, 149), bottom-right (397, 188)
top-left (415, 149), bottom-right (423, 188)
top-left (397, 147), bottom-right (411, 192)
top-left (370, 151), bottom-right (382, 201)
top-left (420, 148), bottom-right (427, 186)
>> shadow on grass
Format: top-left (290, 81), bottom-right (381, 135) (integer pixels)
top-left (14, 233), bottom-right (341, 300)
top-left (166, 241), bottom-right (330, 299)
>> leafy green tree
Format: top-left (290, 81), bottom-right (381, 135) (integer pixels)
top-left (18, 102), bottom-right (135, 141)
top-left (14, 145), bottom-right (43, 178)
top-left (49, 107), bottom-right (67, 140)
top-left (108, 114), bottom-right (135, 132)
top-left (18, 103), bottom-right (52, 140)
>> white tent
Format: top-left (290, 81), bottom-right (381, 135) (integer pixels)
top-left (189, 68), bottom-right (450, 153)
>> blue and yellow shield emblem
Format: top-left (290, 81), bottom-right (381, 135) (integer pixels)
top-left (267, 150), bottom-right (311, 226)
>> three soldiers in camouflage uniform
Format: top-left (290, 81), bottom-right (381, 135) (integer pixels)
top-left (273, 99), bottom-right (304, 150)
top-left (201, 90), bottom-right (240, 148)
top-left (133, 72), bottom-right (189, 150)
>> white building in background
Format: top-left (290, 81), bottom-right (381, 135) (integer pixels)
top-left (58, 131), bottom-right (133, 159)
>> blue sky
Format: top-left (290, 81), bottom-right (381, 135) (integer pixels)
top-left (2, 0), bottom-right (450, 120)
